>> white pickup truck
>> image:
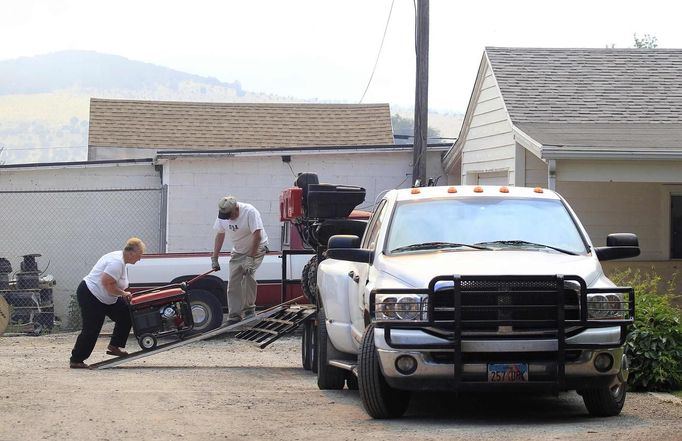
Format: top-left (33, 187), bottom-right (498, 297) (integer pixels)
top-left (316, 185), bottom-right (638, 419)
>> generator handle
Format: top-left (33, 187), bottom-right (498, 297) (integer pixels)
top-left (186, 269), bottom-right (218, 287)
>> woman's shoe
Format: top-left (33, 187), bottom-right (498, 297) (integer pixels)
top-left (106, 346), bottom-right (129, 357)
top-left (69, 361), bottom-right (90, 369)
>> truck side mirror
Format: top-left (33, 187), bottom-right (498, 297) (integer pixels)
top-left (325, 235), bottom-right (374, 263)
top-left (594, 233), bottom-right (640, 261)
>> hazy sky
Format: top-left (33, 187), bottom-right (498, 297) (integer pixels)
top-left (1, 0), bottom-right (680, 113)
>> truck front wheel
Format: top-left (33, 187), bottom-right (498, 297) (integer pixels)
top-left (358, 325), bottom-right (410, 419)
top-left (316, 307), bottom-right (346, 389)
top-left (579, 378), bottom-right (626, 417)
top-left (186, 289), bottom-right (223, 335)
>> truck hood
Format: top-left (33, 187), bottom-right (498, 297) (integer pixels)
top-left (376, 250), bottom-right (601, 288)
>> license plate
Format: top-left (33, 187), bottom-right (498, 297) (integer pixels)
top-left (487, 363), bottom-right (528, 383)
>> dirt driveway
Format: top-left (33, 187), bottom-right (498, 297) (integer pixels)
top-left (0, 331), bottom-right (680, 441)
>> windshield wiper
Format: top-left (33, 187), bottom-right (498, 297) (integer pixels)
top-left (474, 240), bottom-right (578, 255)
top-left (390, 242), bottom-right (492, 253)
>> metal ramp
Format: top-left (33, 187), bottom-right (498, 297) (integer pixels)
top-left (90, 297), bottom-right (308, 370)
top-left (235, 304), bottom-right (316, 349)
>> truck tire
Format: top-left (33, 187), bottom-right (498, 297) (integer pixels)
top-left (580, 380), bottom-right (626, 417)
top-left (358, 325), bottom-right (410, 419)
top-left (316, 307), bottom-right (346, 390)
top-left (186, 289), bottom-right (223, 336)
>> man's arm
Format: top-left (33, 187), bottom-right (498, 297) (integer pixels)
top-left (213, 231), bottom-right (226, 257)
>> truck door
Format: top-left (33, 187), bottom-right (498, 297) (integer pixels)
top-left (349, 200), bottom-right (388, 344)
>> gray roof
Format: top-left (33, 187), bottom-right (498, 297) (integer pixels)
top-left (88, 99), bottom-right (394, 149)
top-left (486, 47), bottom-right (682, 124)
top-left (485, 47), bottom-right (682, 151)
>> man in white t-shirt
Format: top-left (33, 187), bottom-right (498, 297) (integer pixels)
top-left (211, 196), bottom-right (269, 325)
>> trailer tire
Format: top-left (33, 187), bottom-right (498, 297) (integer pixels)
top-left (346, 372), bottom-right (359, 390)
top-left (186, 289), bottom-right (223, 335)
top-left (301, 318), bottom-right (314, 370)
top-left (358, 325), bottom-right (410, 419)
top-left (316, 307), bottom-right (345, 390)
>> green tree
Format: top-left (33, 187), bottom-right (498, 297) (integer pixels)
top-left (391, 114), bottom-right (440, 144)
top-left (634, 33), bottom-right (658, 48)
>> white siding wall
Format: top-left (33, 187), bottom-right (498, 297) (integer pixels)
top-left (525, 149), bottom-right (548, 188)
top-left (461, 64), bottom-right (516, 185)
top-left (556, 181), bottom-right (666, 260)
top-left (163, 151), bottom-right (444, 252)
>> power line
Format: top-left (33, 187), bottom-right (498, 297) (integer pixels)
top-left (359, 0), bottom-right (396, 103)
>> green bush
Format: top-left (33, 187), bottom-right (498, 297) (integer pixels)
top-left (609, 268), bottom-right (682, 391)
top-left (66, 293), bottom-right (82, 331)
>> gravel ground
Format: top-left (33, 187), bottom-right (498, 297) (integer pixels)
top-left (0, 330), bottom-right (680, 441)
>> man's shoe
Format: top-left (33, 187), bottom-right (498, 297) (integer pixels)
top-left (69, 361), bottom-right (90, 369)
top-left (243, 310), bottom-right (256, 320)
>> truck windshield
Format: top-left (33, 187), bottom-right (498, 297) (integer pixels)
top-left (386, 197), bottom-right (588, 255)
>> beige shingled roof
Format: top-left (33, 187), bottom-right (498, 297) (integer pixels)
top-left (88, 98), bottom-right (394, 149)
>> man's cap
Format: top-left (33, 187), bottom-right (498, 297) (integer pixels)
top-left (218, 196), bottom-right (238, 219)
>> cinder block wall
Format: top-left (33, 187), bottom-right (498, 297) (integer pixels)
top-left (162, 151), bottom-right (445, 252)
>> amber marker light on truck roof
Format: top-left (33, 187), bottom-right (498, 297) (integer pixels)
top-left (499, 186), bottom-right (509, 193)
top-left (474, 186), bottom-right (483, 193)
top-left (447, 187), bottom-right (457, 193)
top-left (534, 187), bottom-right (544, 193)
top-left (411, 188), bottom-right (421, 194)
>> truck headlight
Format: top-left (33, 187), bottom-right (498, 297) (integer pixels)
top-left (587, 293), bottom-right (625, 319)
top-left (375, 294), bottom-right (428, 321)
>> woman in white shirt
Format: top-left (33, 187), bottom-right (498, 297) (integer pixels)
top-left (69, 237), bottom-right (145, 369)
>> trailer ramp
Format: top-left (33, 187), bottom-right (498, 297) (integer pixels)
top-left (91, 298), bottom-right (308, 370)
top-left (235, 304), bottom-right (316, 349)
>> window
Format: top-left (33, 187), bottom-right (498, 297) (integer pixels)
top-left (672, 195), bottom-right (682, 259)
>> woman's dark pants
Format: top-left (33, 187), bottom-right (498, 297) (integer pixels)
top-left (70, 280), bottom-right (132, 363)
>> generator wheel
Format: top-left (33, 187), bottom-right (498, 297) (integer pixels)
top-left (301, 261), bottom-right (311, 301)
top-left (138, 333), bottom-right (157, 351)
top-left (307, 255), bottom-right (319, 302)
top-left (187, 289), bottom-right (223, 336)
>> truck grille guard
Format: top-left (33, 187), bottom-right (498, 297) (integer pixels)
top-left (371, 275), bottom-right (635, 351)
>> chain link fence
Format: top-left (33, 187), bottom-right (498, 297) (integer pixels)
top-left (0, 187), bottom-right (166, 335)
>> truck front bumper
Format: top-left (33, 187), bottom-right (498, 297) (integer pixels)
top-left (374, 327), bottom-right (628, 392)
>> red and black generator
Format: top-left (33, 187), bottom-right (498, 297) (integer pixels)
top-left (129, 283), bottom-right (194, 350)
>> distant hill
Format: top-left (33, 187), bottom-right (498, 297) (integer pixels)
top-left (0, 50), bottom-right (243, 96)
top-left (0, 51), bottom-right (462, 164)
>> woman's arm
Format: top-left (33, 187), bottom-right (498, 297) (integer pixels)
top-left (101, 273), bottom-right (132, 301)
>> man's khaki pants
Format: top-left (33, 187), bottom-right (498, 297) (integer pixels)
top-left (227, 245), bottom-right (267, 320)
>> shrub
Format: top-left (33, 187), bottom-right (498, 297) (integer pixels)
top-left (609, 268), bottom-right (682, 391)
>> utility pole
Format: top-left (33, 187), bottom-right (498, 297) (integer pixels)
top-left (412, 0), bottom-right (429, 186)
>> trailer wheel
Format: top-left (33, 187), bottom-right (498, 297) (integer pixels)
top-left (316, 307), bottom-right (346, 390)
top-left (301, 317), bottom-right (314, 370)
top-left (187, 289), bottom-right (223, 336)
top-left (358, 325), bottom-right (410, 419)
top-left (138, 333), bottom-right (157, 351)
top-left (311, 317), bottom-right (318, 374)
top-left (346, 372), bottom-right (359, 390)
